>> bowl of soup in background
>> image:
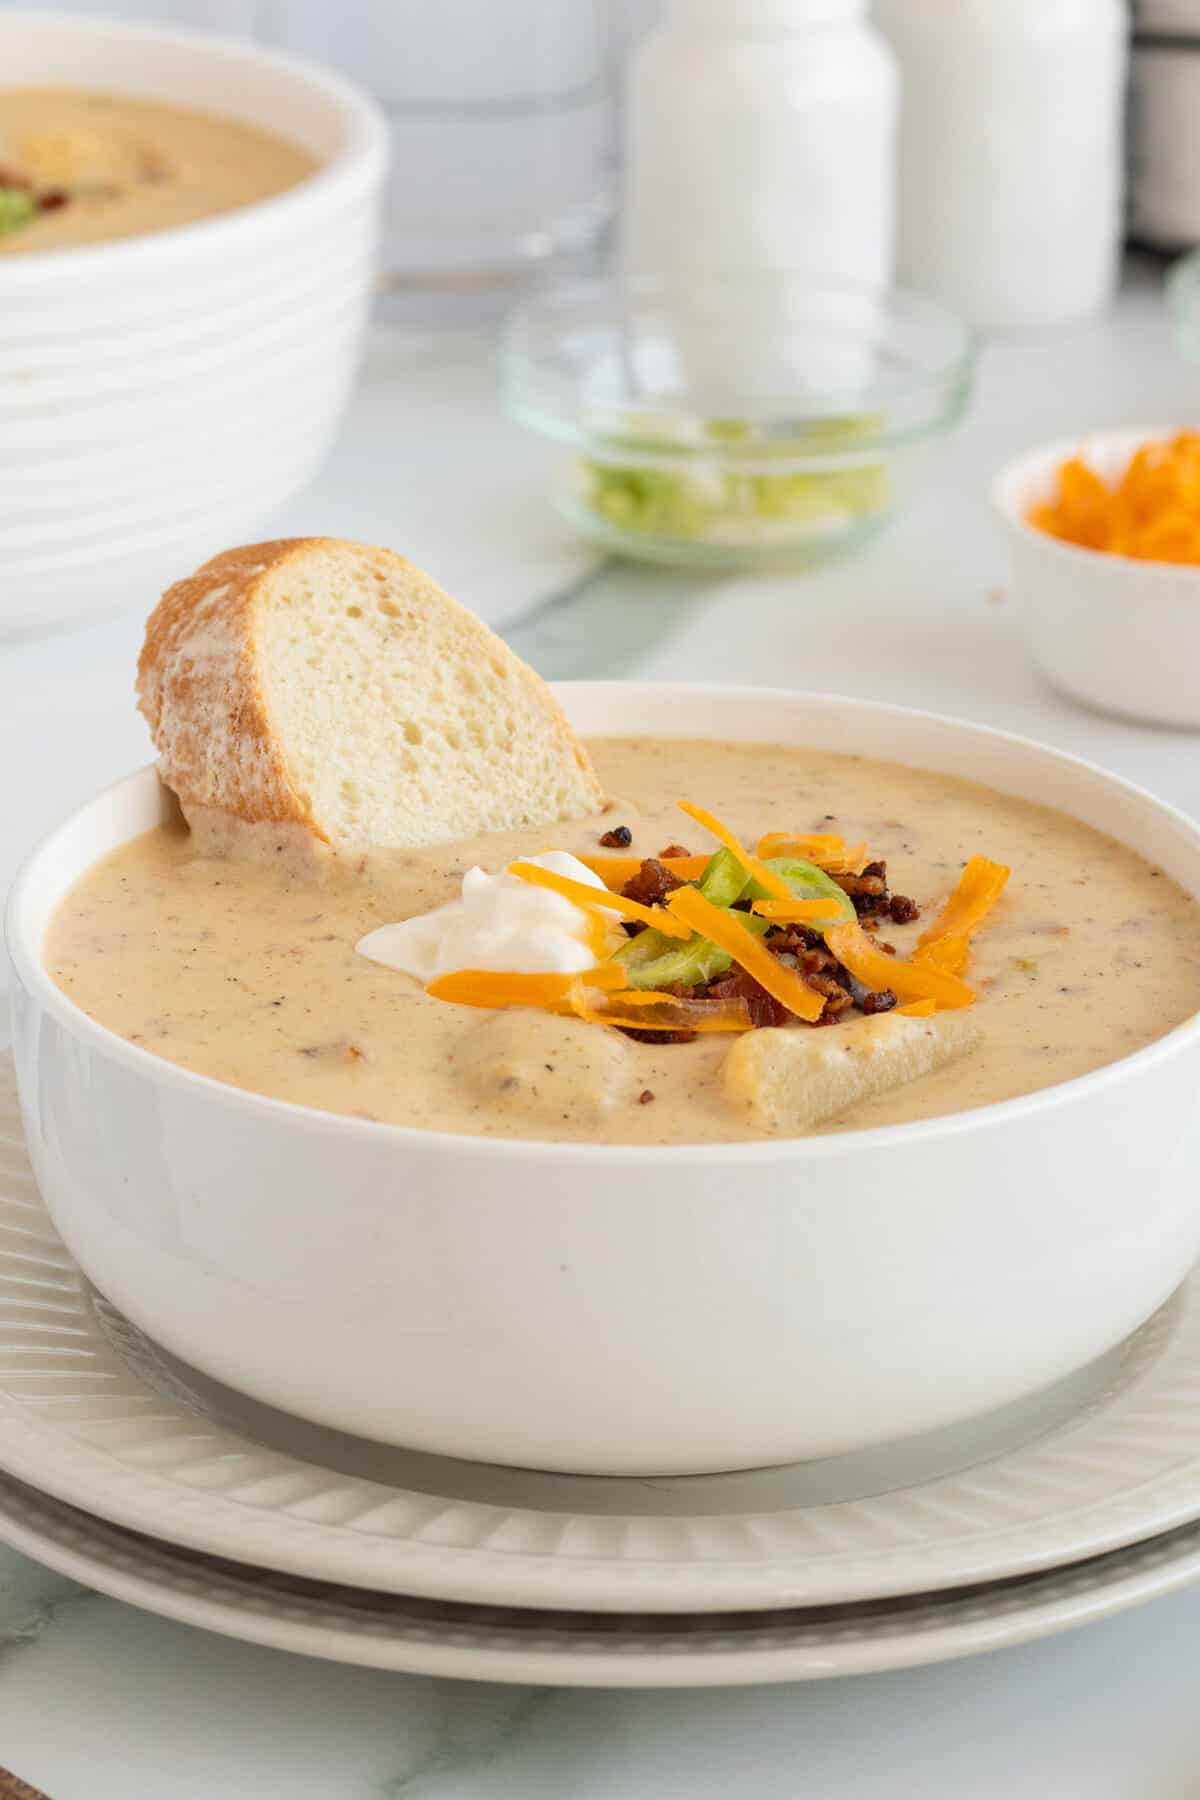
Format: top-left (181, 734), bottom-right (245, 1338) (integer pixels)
top-left (8, 684), bottom-right (1200, 1477)
top-left (0, 13), bottom-right (387, 636)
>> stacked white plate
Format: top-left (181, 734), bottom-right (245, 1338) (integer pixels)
top-left (4, 1056), bottom-right (1200, 1685)
top-left (0, 14), bottom-right (387, 637)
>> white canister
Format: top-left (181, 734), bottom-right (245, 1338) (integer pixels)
top-left (621, 0), bottom-right (898, 289)
top-left (1129, 45), bottom-right (1200, 249)
top-left (875, 0), bottom-right (1128, 334)
top-left (1135, 0), bottom-right (1200, 29)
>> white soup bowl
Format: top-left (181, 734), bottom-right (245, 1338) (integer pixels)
top-left (8, 684), bottom-right (1200, 1475)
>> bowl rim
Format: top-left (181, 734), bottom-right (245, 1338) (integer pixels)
top-left (992, 424), bottom-right (1200, 583)
top-left (9, 680), bottom-right (1200, 1165)
top-left (500, 273), bottom-right (976, 463)
top-left (0, 8), bottom-right (389, 284)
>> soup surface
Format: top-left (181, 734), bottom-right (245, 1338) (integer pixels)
top-left (0, 88), bottom-right (316, 253)
top-left (46, 737), bottom-right (1200, 1144)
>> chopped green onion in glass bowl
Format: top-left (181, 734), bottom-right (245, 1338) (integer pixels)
top-left (500, 275), bottom-right (974, 571)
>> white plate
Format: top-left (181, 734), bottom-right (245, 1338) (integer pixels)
top-left (6, 1059), bottom-right (1200, 1615)
top-left (3, 1467), bottom-right (1200, 1686)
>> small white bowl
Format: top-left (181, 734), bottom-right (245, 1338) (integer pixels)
top-left (9, 684), bottom-right (1200, 1477)
top-left (0, 13), bottom-right (388, 637)
top-left (995, 427), bottom-right (1200, 729)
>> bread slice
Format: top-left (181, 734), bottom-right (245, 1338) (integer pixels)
top-left (136, 538), bottom-right (605, 852)
top-left (722, 1010), bottom-right (982, 1134)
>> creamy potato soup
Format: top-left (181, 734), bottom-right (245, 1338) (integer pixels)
top-left (0, 89), bottom-right (316, 254)
top-left (46, 738), bottom-right (1200, 1145)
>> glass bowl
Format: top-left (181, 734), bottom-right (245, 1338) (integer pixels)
top-left (500, 274), bottom-right (973, 571)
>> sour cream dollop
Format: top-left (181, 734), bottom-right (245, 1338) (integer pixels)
top-left (356, 851), bottom-right (618, 982)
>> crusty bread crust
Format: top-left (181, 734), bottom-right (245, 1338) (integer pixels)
top-left (136, 537), bottom-right (604, 847)
top-left (138, 538), bottom-right (320, 833)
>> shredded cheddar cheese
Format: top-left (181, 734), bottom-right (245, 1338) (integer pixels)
top-left (419, 801), bottom-right (1011, 1040)
top-left (509, 861), bottom-right (692, 939)
top-left (815, 848), bottom-right (872, 877)
top-left (426, 966), bottom-right (627, 1009)
top-left (584, 912), bottom-right (612, 961)
top-left (825, 921), bottom-right (975, 1011)
top-left (750, 898), bottom-right (845, 923)
top-left (914, 934), bottom-right (970, 977)
top-left (667, 885), bottom-right (826, 1022)
top-left (568, 987), bottom-right (753, 1033)
top-left (756, 831), bottom-right (845, 860)
top-left (1029, 433), bottom-right (1200, 564)
top-left (678, 801), bottom-right (794, 901)
top-left (916, 857), bottom-right (1010, 976)
top-left (756, 833), bottom-right (871, 876)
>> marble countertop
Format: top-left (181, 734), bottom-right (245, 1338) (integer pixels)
top-left (2, 260), bottom-right (1200, 1797)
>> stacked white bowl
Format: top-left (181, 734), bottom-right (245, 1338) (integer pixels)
top-left (0, 13), bottom-right (388, 636)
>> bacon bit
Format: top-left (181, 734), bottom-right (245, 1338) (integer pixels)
top-left (825, 920), bottom-right (975, 1011)
top-left (599, 825), bottom-right (633, 848)
top-left (804, 973), bottom-right (854, 1015)
top-left (667, 885), bottom-right (826, 1022)
top-left (751, 897), bottom-right (844, 924)
top-left (576, 853), bottom-right (710, 887)
top-left (658, 843), bottom-right (692, 860)
top-left (707, 967), bottom-right (793, 1029)
top-left (639, 1089), bottom-right (656, 1104)
top-left (623, 1026), bottom-right (695, 1044)
top-left (427, 965), bottom-right (626, 1010)
top-left (917, 857), bottom-right (1010, 973)
top-left (678, 801), bottom-right (794, 902)
top-left (768, 923), bottom-right (826, 958)
top-left (509, 860), bottom-right (692, 939)
top-left (623, 859), bottom-right (688, 911)
top-left (834, 871), bottom-right (887, 900)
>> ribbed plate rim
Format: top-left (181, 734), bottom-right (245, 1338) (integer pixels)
top-left (1, 1467), bottom-right (1200, 1685)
